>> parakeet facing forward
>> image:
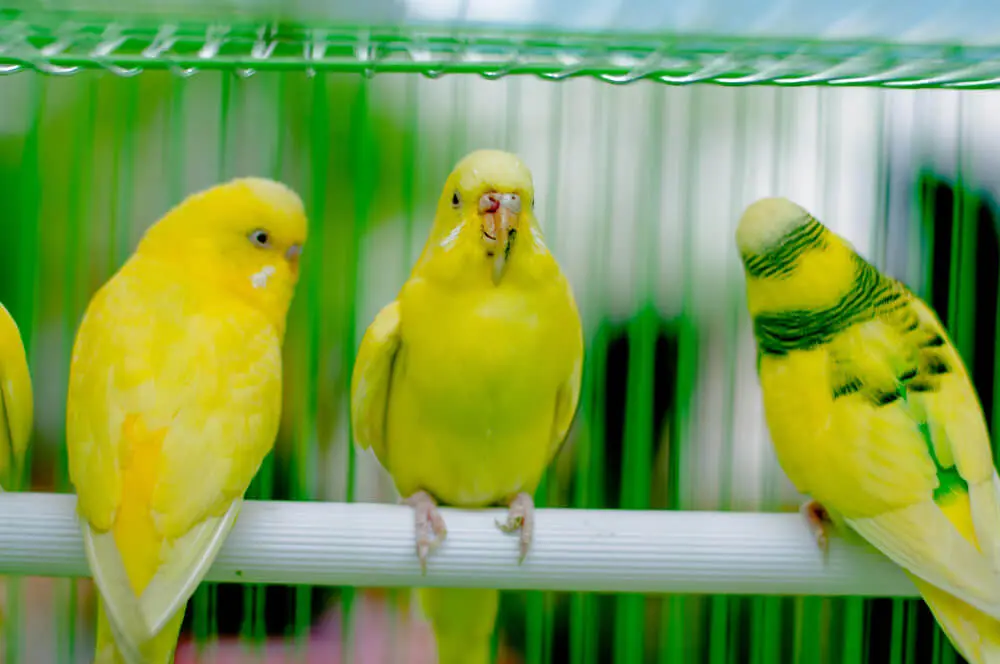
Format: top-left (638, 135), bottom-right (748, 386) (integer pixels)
top-left (351, 149), bottom-right (583, 664)
top-left (0, 302), bottom-right (32, 491)
top-left (737, 196), bottom-right (1000, 664)
top-left (67, 177), bottom-right (307, 664)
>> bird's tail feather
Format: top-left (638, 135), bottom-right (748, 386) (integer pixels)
top-left (93, 599), bottom-right (184, 664)
top-left (913, 575), bottom-right (1000, 664)
top-left (418, 587), bottom-right (499, 664)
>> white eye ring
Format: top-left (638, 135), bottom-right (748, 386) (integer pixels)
top-left (249, 229), bottom-right (271, 248)
top-left (451, 192), bottom-right (461, 208)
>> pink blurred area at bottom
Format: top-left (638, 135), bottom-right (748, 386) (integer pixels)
top-left (3, 578), bottom-right (522, 664)
top-left (173, 592), bottom-right (440, 664)
top-left (172, 591), bottom-right (522, 664)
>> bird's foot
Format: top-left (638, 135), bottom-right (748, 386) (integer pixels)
top-left (495, 492), bottom-right (535, 563)
top-left (404, 490), bottom-right (448, 574)
top-left (800, 499), bottom-right (832, 553)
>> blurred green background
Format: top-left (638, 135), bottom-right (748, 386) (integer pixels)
top-left (3, 10), bottom-right (1000, 664)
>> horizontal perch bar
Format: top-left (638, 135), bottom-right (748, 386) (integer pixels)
top-left (0, 492), bottom-right (915, 597)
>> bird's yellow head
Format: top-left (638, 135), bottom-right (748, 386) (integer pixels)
top-left (421, 149), bottom-right (539, 287)
top-left (136, 177), bottom-right (308, 332)
top-left (735, 197), bottom-right (857, 315)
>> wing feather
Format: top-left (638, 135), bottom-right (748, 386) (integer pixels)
top-left (548, 349), bottom-right (582, 461)
top-left (848, 502), bottom-right (1000, 619)
top-left (0, 303), bottom-right (32, 491)
top-left (970, 474), bottom-right (1000, 573)
top-left (545, 279), bottom-right (583, 462)
top-left (82, 525), bottom-right (152, 664)
top-left (68, 268), bottom-right (283, 655)
top-left (905, 297), bottom-right (1000, 572)
top-left (139, 499), bottom-right (242, 634)
top-left (822, 289), bottom-right (1000, 612)
top-left (350, 300), bottom-right (401, 466)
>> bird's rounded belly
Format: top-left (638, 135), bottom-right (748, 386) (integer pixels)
top-left (385, 340), bottom-right (558, 507)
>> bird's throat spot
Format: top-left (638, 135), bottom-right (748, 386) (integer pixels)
top-left (251, 265), bottom-right (276, 289)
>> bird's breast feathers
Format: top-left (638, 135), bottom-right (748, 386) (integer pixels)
top-left (67, 265), bottom-right (284, 533)
top-left (397, 278), bottom-right (577, 415)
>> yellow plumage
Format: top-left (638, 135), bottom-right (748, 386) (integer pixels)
top-left (419, 587), bottom-right (499, 664)
top-left (67, 177), bottom-right (307, 664)
top-left (351, 149), bottom-right (583, 663)
top-left (0, 302), bottom-right (32, 492)
top-left (737, 196), bottom-right (1000, 664)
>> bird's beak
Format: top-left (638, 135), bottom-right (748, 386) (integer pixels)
top-left (479, 192), bottom-right (521, 285)
top-left (285, 244), bottom-right (302, 275)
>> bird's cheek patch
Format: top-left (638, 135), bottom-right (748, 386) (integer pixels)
top-left (439, 222), bottom-right (464, 251)
top-left (251, 265), bottom-right (277, 289)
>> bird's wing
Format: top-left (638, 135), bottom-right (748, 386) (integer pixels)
top-left (350, 300), bottom-right (401, 466)
top-left (0, 303), bottom-right (32, 491)
top-left (133, 499), bottom-right (243, 635)
top-left (548, 342), bottom-right (583, 462)
top-left (902, 296), bottom-right (1000, 573)
top-left (544, 275), bottom-right (584, 462)
top-left (822, 285), bottom-right (1000, 619)
top-left (68, 273), bottom-right (282, 659)
top-left (81, 498), bottom-right (243, 663)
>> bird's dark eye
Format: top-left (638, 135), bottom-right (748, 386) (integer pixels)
top-left (249, 229), bottom-right (271, 248)
top-left (451, 192), bottom-right (461, 208)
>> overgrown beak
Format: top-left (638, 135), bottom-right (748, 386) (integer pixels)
top-left (479, 192), bottom-right (521, 285)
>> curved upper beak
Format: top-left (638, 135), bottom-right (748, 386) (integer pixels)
top-left (479, 192), bottom-right (521, 285)
top-left (285, 244), bottom-right (302, 274)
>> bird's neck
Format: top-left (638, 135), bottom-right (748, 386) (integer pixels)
top-left (416, 234), bottom-right (556, 293)
top-left (745, 241), bottom-right (859, 316)
top-left (130, 249), bottom-right (292, 340)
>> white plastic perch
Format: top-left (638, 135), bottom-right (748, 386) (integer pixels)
top-left (0, 492), bottom-right (916, 597)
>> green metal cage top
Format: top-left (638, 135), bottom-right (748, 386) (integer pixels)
top-left (6, 0), bottom-right (1000, 87)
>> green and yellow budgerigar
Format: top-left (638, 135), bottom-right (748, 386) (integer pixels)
top-left (351, 149), bottom-right (583, 664)
top-left (67, 177), bottom-right (307, 664)
top-left (737, 196), bottom-right (1000, 663)
top-left (0, 302), bottom-right (32, 491)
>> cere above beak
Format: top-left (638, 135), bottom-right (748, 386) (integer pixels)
top-left (479, 192), bottom-right (521, 285)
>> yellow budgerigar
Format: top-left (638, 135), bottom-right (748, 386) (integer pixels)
top-left (737, 196), bottom-right (1000, 663)
top-left (351, 149), bottom-right (583, 664)
top-left (67, 178), bottom-right (307, 664)
top-left (0, 302), bottom-right (32, 491)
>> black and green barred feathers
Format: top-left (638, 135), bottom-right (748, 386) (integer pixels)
top-left (735, 197), bottom-right (828, 278)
